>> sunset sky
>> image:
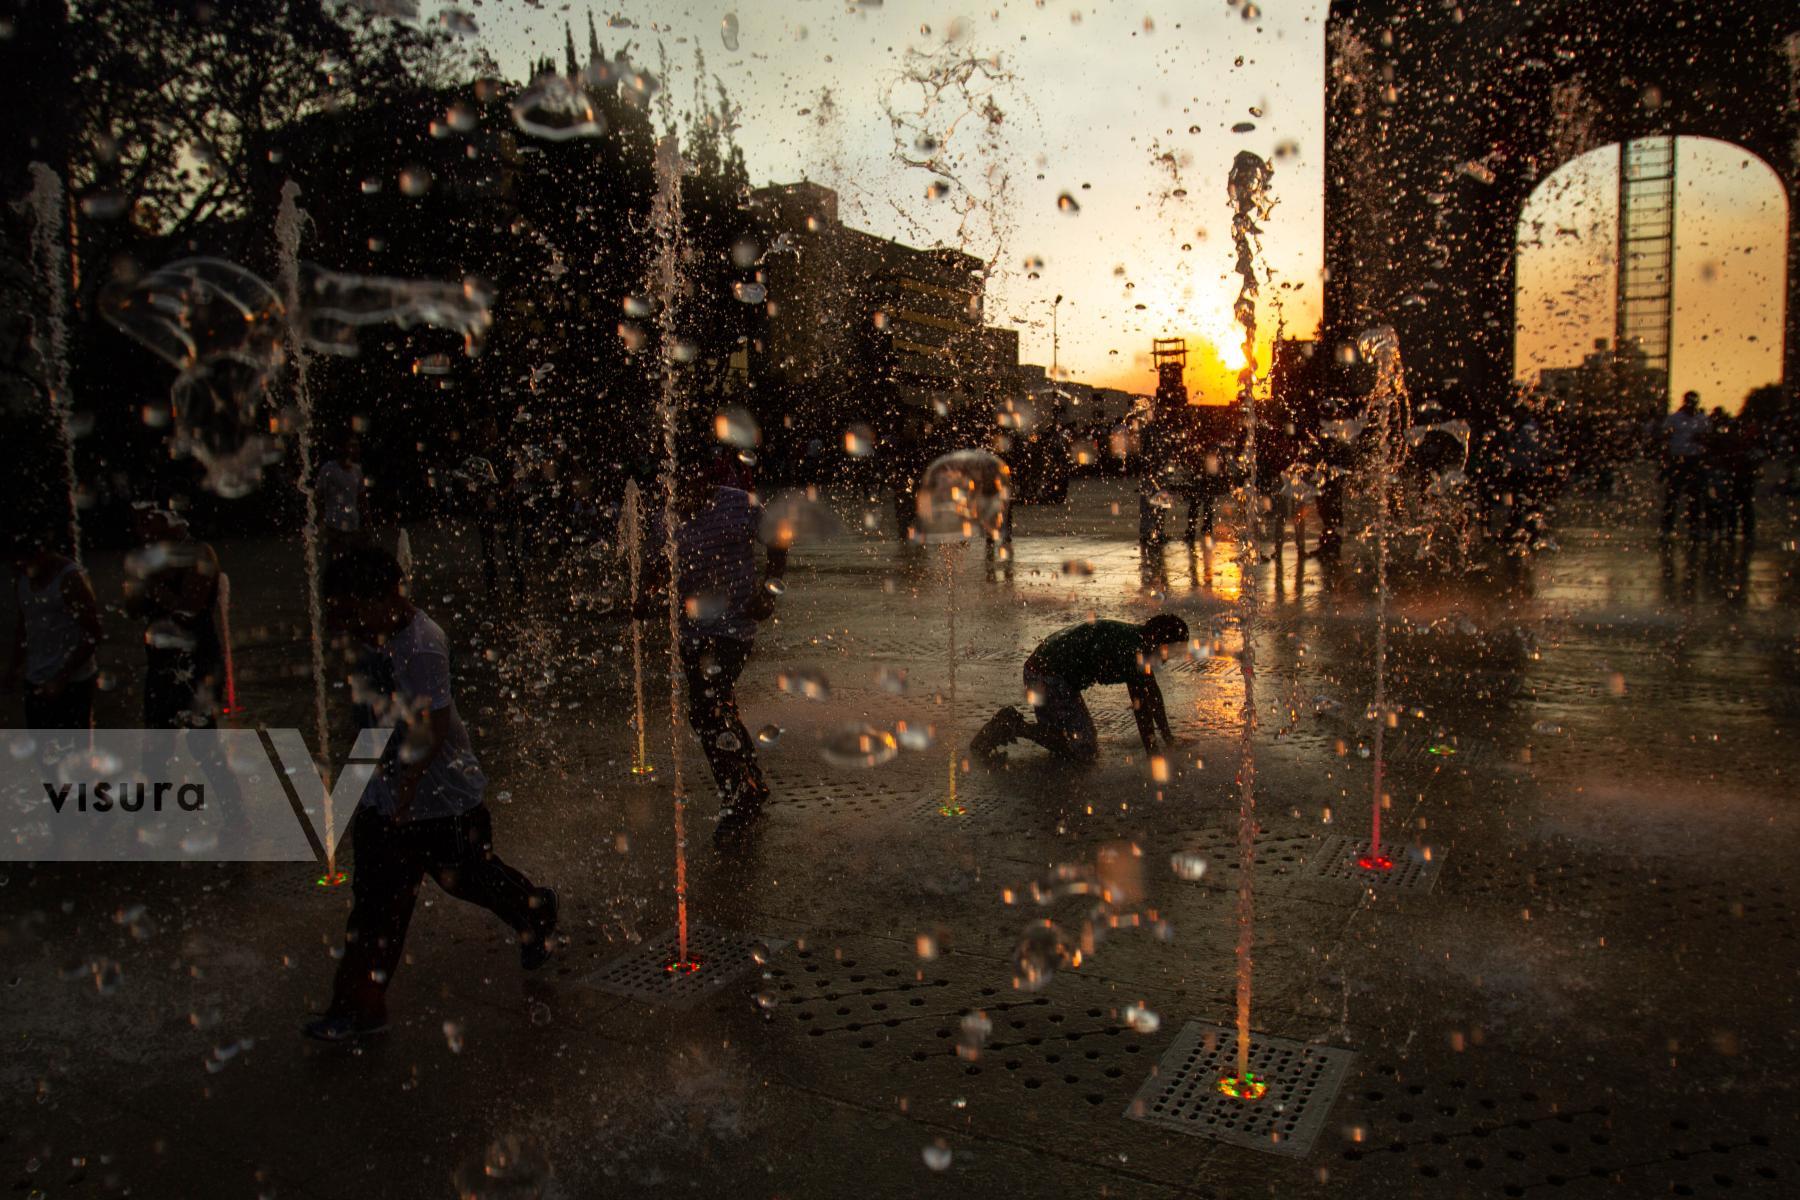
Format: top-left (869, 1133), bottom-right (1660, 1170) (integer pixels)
top-left (455, 0), bottom-right (1786, 409)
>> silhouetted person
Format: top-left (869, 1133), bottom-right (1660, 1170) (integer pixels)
top-left (1705, 412), bottom-right (1758, 543)
top-left (316, 434), bottom-right (367, 558)
top-left (637, 471), bottom-right (788, 842)
top-left (1660, 391), bottom-right (1709, 538)
top-left (124, 510), bottom-right (223, 729)
top-left (8, 532), bottom-right (101, 730)
top-left (305, 547), bottom-right (557, 1043)
top-left (970, 614), bottom-right (1189, 765)
top-left (464, 433), bottom-right (524, 597)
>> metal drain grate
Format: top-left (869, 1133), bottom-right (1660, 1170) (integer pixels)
top-left (579, 924), bottom-right (782, 1008)
top-left (1304, 834), bottom-right (1443, 891)
top-left (1125, 1021), bottom-right (1354, 1158)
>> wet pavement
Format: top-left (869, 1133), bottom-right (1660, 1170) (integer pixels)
top-left (4, 477), bottom-right (1799, 1198)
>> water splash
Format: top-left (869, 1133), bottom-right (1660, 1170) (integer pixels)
top-left (103, 256), bottom-right (490, 495)
top-left (298, 265), bottom-right (492, 358)
top-left (650, 135), bottom-right (694, 967)
top-left (276, 182), bottom-right (335, 878)
top-left (1227, 149), bottom-right (1274, 1084)
top-left (511, 71), bottom-right (607, 141)
top-left (915, 450), bottom-right (1010, 814)
top-left (1355, 326), bottom-right (1409, 870)
top-left (622, 480), bottom-right (654, 778)
top-left (23, 164), bottom-right (81, 559)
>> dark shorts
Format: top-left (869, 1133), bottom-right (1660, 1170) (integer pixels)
top-left (1024, 670), bottom-right (1096, 755)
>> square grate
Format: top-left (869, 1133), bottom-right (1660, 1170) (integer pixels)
top-left (1304, 834), bottom-right (1444, 891)
top-left (1125, 1021), bottom-right (1354, 1158)
top-left (579, 923), bottom-right (782, 1008)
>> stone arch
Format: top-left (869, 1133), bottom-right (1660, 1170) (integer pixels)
top-left (1321, 1), bottom-right (1800, 418)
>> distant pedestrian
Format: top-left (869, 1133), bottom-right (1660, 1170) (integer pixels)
top-left (316, 435), bottom-right (367, 557)
top-left (305, 546), bottom-right (557, 1043)
top-left (637, 471), bottom-right (787, 842)
top-left (7, 531), bottom-right (101, 730)
top-left (970, 614), bottom-right (1189, 765)
top-left (1660, 391), bottom-right (1709, 538)
top-left (124, 510), bottom-right (224, 730)
top-left (1705, 412), bottom-right (1758, 543)
top-left (464, 425), bottom-right (524, 598)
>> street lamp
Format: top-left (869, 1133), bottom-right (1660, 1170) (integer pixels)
top-left (1052, 293), bottom-right (1063, 380)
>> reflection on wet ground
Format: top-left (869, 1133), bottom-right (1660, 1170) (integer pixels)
top-left (3, 478), bottom-right (1798, 1197)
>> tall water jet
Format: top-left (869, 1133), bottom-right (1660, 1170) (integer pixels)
top-left (649, 134), bottom-right (695, 969)
top-left (217, 572), bottom-right (239, 716)
top-left (1355, 326), bottom-right (1407, 873)
top-left (24, 164), bottom-right (82, 561)
top-left (916, 450), bottom-right (1010, 818)
top-left (622, 479), bottom-right (655, 778)
top-left (1223, 150), bottom-right (1274, 1099)
top-left (275, 181), bottom-right (338, 887)
top-left (942, 543), bottom-right (962, 817)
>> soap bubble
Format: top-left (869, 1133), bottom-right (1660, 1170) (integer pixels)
top-left (776, 670), bottom-right (830, 701)
top-left (1121, 1003), bottom-right (1161, 1034)
top-left (511, 72), bottom-right (606, 141)
top-left (299, 265), bottom-right (494, 357)
top-left (453, 1134), bottom-right (550, 1200)
top-left (1011, 920), bottom-right (1074, 991)
top-left (168, 355), bottom-right (282, 497)
top-left (759, 490), bottom-right (848, 549)
top-left (843, 424), bottom-right (875, 457)
top-left (820, 723), bottom-right (899, 769)
top-left (914, 450), bottom-right (1011, 542)
top-left (922, 1140), bottom-right (952, 1171)
top-left (893, 721), bottom-right (934, 751)
top-left (1169, 852), bottom-right (1208, 881)
top-left (100, 258), bottom-right (283, 372)
top-left (755, 724), bottom-right (783, 747)
top-left (713, 406), bottom-right (760, 448)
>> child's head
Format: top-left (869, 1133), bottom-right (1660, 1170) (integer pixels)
top-left (1140, 614), bottom-right (1189, 648)
top-left (323, 546), bottom-right (406, 640)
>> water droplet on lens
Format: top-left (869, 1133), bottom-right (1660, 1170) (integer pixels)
top-left (1170, 853), bottom-right (1208, 881)
top-left (820, 723), bottom-right (899, 769)
top-left (721, 12), bottom-right (740, 50)
top-left (713, 406), bottom-right (760, 448)
top-left (756, 724), bottom-right (783, 747)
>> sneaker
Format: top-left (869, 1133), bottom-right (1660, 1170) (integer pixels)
top-left (713, 798), bottom-right (766, 846)
top-left (971, 706), bottom-right (1024, 757)
top-left (301, 1012), bottom-right (388, 1043)
top-left (520, 888), bottom-right (559, 971)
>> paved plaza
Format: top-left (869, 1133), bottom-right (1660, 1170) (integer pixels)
top-left (4, 478), bottom-right (1798, 1198)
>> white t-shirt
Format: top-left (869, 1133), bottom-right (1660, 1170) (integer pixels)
top-left (318, 460), bottom-right (363, 532)
top-left (355, 611), bottom-right (485, 821)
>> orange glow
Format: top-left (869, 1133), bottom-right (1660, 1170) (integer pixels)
top-left (1091, 332), bottom-right (1246, 405)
